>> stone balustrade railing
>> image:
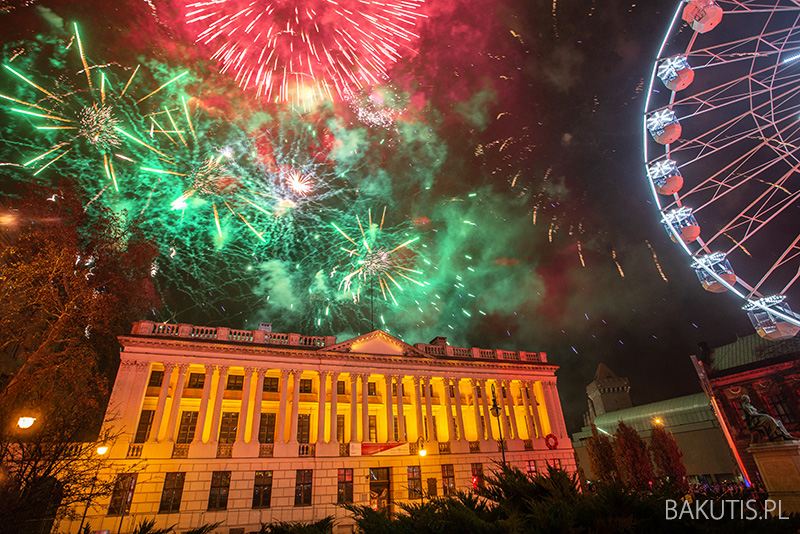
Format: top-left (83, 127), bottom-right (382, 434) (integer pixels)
top-left (132, 321), bottom-right (546, 362)
top-left (132, 321), bottom-right (337, 348)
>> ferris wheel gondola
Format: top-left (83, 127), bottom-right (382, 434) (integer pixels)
top-left (643, 0), bottom-right (800, 340)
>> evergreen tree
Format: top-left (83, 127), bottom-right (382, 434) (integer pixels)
top-left (649, 423), bottom-right (689, 491)
top-left (613, 421), bottom-right (654, 491)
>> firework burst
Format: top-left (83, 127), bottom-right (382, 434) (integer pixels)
top-left (184, 0), bottom-right (426, 105)
top-left (332, 206), bottom-right (423, 306)
top-left (1, 23), bottom-right (188, 191)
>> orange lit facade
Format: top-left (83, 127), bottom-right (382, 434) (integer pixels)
top-left (61, 321), bottom-right (574, 533)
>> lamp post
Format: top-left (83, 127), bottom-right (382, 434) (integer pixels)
top-left (78, 444), bottom-right (109, 533)
top-left (490, 384), bottom-right (506, 467)
top-left (416, 436), bottom-right (426, 502)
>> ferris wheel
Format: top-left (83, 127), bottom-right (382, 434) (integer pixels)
top-left (643, 0), bottom-right (800, 340)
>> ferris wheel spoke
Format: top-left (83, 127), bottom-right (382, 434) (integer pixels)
top-left (750, 233), bottom-right (800, 295)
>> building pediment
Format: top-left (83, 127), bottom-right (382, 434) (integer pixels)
top-left (326, 330), bottom-right (431, 358)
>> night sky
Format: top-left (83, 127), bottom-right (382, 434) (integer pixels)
top-left (0, 0), bottom-right (763, 433)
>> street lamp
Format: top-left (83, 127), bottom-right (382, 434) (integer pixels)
top-left (416, 436), bottom-right (426, 502)
top-left (78, 443), bottom-right (109, 533)
top-left (17, 416), bottom-right (36, 429)
top-left (490, 384), bottom-right (506, 467)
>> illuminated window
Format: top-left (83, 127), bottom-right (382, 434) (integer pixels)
top-left (369, 415), bottom-right (377, 443)
top-left (441, 464), bottom-right (456, 496)
top-left (407, 466), bottom-right (422, 499)
top-left (186, 373), bottom-right (205, 389)
top-left (258, 413), bottom-right (276, 444)
top-left (108, 474), bottom-right (137, 516)
top-left (218, 412), bottom-right (238, 443)
top-left (337, 380), bottom-right (345, 395)
top-left (471, 463), bottom-right (485, 490)
top-left (263, 377), bottom-right (279, 392)
top-left (526, 460), bottom-right (536, 477)
top-left (337, 468), bottom-right (353, 504)
top-left (298, 414), bottom-right (311, 444)
top-left (337, 415), bottom-right (345, 443)
top-left (294, 470), bottom-right (313, 507)
top-left (158, 472), bottom-right (185, 513)
top-left (207, 471), bottom-right (231, 511)
top-left (252, 471), bottom-right (273, 509)
top-left (133, 410), bottom-right (154, 443)
top-left (148, 370), bottom-right (164, 388)
top-left (176, 412), bottom-right (198, 444)
top-left (226, 374), bottom-right (244, 391)
top-left (299, 379), bottom-right (312, 394)
top-left (368, 382), bottom-right (377, 396)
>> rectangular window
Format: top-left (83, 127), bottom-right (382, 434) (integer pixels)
top-left (263, 377), bottom-right (279, 392)
top-left (337, 380), bottom-right (346, 395)
top-left (477, 387), bottom-right (482, 398)
top-left (108, 473), bottom-right (137, 515)
top-left (480, 416), bottom-right (487, 439)
top-left (252, 471), bottom-right (273, 509)
top-left (207, 471), bottom-right (231, 511)
top-left (368, 382), bottom-right (377, 396)
top-left (148, 370), bottom-right (164, 388)
top-left (449, 384), bottom-right (455, 398)
top-left (337, 468), bottom-right (353, 504)
top-left (407, 466), bottom-right (422, 499)
top-left (368, 415), bottom-right (377, 443)
top-left (176, 411), bottom-right (198, 444)
top-left (294, 469), bottom-right (313, 507)
top-left (186, 372), bottom-right (205, 389)
top-left (526, 460), bottom-right (537, 477)
top-left (258, 413), bottom-right (276, 444)
top-left (765, 394), bottom-right (796, 424)
top-left (158, 472), bottom-right (185, 513)
top-left (133, 410), bottom-right (154, 443)
top-left (502, 387), bottom-right (507, 399)
top-left (298, 413), bottom-right (311, 444)
top-left (218, 412), bottom-right (238, 444)
top-left (471, 463), bottom-right (485, 490)
top-left (548, 458), bottom-right (562, 469)
top-left (441, 464), bottom-right (455, 496)
top-left (299, 378), bottom-right (312, 394)
top-left (226, 374), bottom-right (244, 391)
top-left (337, 414), bottom-right (345, 443)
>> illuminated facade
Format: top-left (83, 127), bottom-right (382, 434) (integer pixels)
top-left (62, 321), bottom-right (574, 533)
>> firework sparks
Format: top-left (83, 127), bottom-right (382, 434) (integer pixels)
top-left (286, 169), bottom-right (313, 196)
top-left (184, 0), bottom-right (426, 105)
top-left (332, 207), bottom-right (423, 306)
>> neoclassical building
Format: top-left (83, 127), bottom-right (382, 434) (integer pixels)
top-left (62, 321), bottom-right (574, 533)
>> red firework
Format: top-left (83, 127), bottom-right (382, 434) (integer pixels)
top-left (185, 0), bottom-right (426, 104)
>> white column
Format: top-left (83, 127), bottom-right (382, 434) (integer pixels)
top-left (396, 375), bottom-right (406, 442)
top-left (441, 378), bottom-right (456, 442)
top-left (480, 380), bottom-right (494, 440)
top-left (275, 369), bottom-right (290, 443)
top-left (520, 380), bottom-right (535, 440)
top-left (529, 380), bottom-right (543, 439)
top-left (236, 368), bottom-right (255, 444)
top-left (412, 376), bottom-right (424, 441)
top-left (470, 379), bottom-right (484, 441)
top-left (361, 374), bottom-right (370, 442)
top-left (545, 381), bottom-right (567, 438)
top-left (453, 378), bottom-right (466, 442)
top-left (250, 369), bottom-right (266, 443)
top-left (288, 370), bottom-right (301, 444)
top-left (349, 373), bottom-right (358, 444)
top-left (149, 362), bottom-right (175, 442)
top-left (329, 372), bottom-right (339, 443)
top-left (423, 376), bottom-right (434, 441)
top-left (208, 365), bottom-right (229, 444)
top-left (384, 375), bottom-right (394, 443)
top-left (193, 365), bottom-right (215, 443)
top-left (317, 370), bottom-right (328, 444)
top-left (496, 380), bottom-right (511, 442)
top-left (503, 379), bottom-right (519, 440)
top-left (164, 364), bottom-right (189, 442)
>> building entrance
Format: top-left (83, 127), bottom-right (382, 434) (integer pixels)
top-left (369, 467), bottom-right (390, 516)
